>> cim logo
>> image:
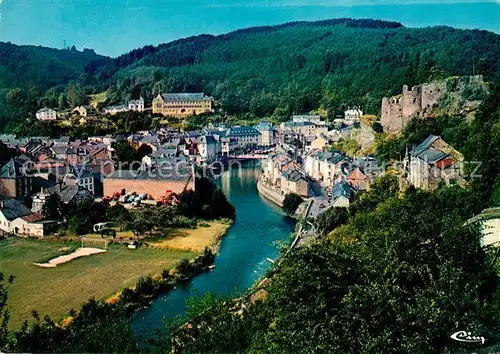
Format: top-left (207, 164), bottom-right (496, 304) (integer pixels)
top-left (450, 330), bottom-right (486, 344)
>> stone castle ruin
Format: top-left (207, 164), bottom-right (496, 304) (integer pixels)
top-left (381, 75), bottom-right (488, 133)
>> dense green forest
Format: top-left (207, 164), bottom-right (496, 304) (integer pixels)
top-left (0, 19), bottom-right (499, 132)
top-left (0, 43), bottom-right (108, 91)
top-left (97, 20), bottom-right (499, 117)
top-left (93, 19), bottom-right (499, 116)
top-left (0, 43), bottom-right (109, 131)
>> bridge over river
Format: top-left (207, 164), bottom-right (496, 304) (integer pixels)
top-left (226, 154), bottom-right (269, 160)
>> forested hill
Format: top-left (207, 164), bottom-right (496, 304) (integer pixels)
top-left (0, 42), bottom-right (110, 131)
top-left (0, 18), bottom-right (499, 131)
top-left (87, 18), bottom-right (499, 117)
top-left (89, 18), bottom-right (403, 80)
top-left (0, 42), bottom-right (109, 91)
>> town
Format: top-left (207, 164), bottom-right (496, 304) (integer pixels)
top-left (0, 8), bottom-right (499, 352)
top-left (1, 79), bottom-right (485, 239)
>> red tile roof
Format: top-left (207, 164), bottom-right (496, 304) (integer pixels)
top-left (435, 158), bottom-right (455, 169)
top-left (21, 213), bottom-right (44, 223)
top-left (348, 167), bottom-right (368, 181)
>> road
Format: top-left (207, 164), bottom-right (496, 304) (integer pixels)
top-left (306, 179), bottom-right (329, 219)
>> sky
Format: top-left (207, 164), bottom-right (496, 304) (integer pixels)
top-left (0, 0), bottom-right (498, 57)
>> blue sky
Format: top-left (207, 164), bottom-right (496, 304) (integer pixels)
top-left (0, 0), bottom-right (498, 57)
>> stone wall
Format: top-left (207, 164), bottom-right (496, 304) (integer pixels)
top-left (257, 178), bottom-right (285, 207)
top-left (381, 96), bottom-right (406, 133)
top-left (421, 81), bottom-right (446, 110)
top-left (381, 75), bottom-right (487, 134)
top-left (402, 85), bottom-right (422, 118)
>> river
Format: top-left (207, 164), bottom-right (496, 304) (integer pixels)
top-left (131, 162), bottom-right (296, 337)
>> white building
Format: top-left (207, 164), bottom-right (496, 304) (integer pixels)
top-left (0, 198), bottom-right (31, 234)
top-left (255, 122), bottom-right (274, 146)
top-left (221, 137), bottom-right (238, 156)
top-left (102, 105), bottom-right (128, 115)
top-left (198, 135), bottom-right (218, 163)
top-left (304, 150), bottom-right (347, 186)
top-left (36, 108), bottom-right (57, 121)
top-left (292, 115), bottom-right (322, 124)
top-left (344, 108), bottom-right (363, 125)
top-left (129, 97), bottom-right (145, 112)
top-left (0, 198), bottom-right (57, 237)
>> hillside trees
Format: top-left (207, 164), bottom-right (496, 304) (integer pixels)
top-left (80, 20), bottom-right (500, 122)
top-left (12, 299), bottom-right (138, 353)
top-left (314, 206), bottom-right (349, 235)
top-left (111, 140), bottom-right (153, 169)
top-left (66, 200), bottom-right (107, 235)
top-left (178, 177), bottom-right (235, 220)
top-left (282, 193), bottom-right (303, 216)
top-left (0, 43), bottom-right (109, 131)
top-left (42, 194), bottom-right (64, 220)
top-left (65, 83), bottom-right (86, 108)
top-left (170, 184), bottom-right (500, 353)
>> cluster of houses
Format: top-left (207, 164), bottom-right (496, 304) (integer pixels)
top-left (0, 135), bottom-right (118, 237)
top-left (261, 145), bottom-right (382, 209)
top-left (11, 96), bottom-right (499, 243)
top-left (0, 121), bottom-right (274, 237)
top-left (36, 98), bottom-right (145, 122)
top-left (259, 111), bottom-right (467, 215)
top-left (35, 91), bottom-right (217, 122)
top-left (128, 124), bottom-right (268, 165)
top-left (261, 152), bottom-right (309, 199)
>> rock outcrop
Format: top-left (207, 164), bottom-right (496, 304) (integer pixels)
top-left (381, 75), bottom-right (488, 134)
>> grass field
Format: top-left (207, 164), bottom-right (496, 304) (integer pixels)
top-left (146, 221), bottom-right (232, 253)
top-left (88, 91), bottom-right (108, 107)
top-left (0, 238), bottom-right (194, 330)
top-left (83, 221), bottom-right (232, 253)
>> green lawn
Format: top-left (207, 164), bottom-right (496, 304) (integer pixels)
top-left (0, 238), bottom-right (194, 330)
top-left (88, 91), bottom-right (108, 107)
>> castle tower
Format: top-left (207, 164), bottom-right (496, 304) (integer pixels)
top-left (402, 84), bottom-right (422, 119)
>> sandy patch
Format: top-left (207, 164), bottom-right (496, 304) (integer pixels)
top-left (146, 222), bottom-right (231, 253)
top-left (34, 247), bottom-right (107, 268)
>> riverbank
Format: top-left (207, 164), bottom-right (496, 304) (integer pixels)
top-left (131, 163), bottom-right (296, 337)
top-left (144, 220), bottom-right (232, 254)
top-left (104, 220), bottom-right (233, 306)
top-left (0, 237), bottom-right (192, 330)
top-left (256, 176), bottom-right (285, 207)
top-left (0, 220), bottom-right (232, 330)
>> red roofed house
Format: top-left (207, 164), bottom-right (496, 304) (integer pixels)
top-left (0, 198), bottom-right (58, 237)
top-left (10, 213), bottom-right (58, 237)
top-left (347, 167), bottom-right (370, 191)
top-left (406, 135), bottom-right (464, 191)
